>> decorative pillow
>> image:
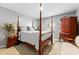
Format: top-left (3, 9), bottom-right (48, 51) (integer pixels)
top-left (27, 27), bottom-right (30, 31)
top-left (27, 26), bottom-right (35, 31)
top-left (75, 36), bottom-right (79, 47)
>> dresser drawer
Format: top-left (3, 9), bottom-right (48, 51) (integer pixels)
top-left (7, 36), bottom-right (17, 48)
top-left (60, 33), bottom-right (76, 42)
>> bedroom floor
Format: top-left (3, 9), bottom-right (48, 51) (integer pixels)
top-left (0, 41), bottom-right (78, 55)
top-left (0, 43), bottom-right (53, 55)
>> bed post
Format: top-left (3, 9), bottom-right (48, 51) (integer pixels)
top-left (39, 3), bottom-right (42, 55)
top-left (51, 16), bottom-right (53, 44)
top-left (16, 16), bottom-right (20, 44)
top-left (17, 16), bottom-right (19, 35)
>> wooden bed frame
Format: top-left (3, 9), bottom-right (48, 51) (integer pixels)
top-left (38, 3), bottom-right (53, 55)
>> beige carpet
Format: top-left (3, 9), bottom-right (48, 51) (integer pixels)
top-left (49, 42), bottom-right (79, 55)
top-left (61, 42), bottom-right (79, 55)
top-left (0, 47), bottom-right (20, 55)
top-left (49, 42), bottom-right (62, 55)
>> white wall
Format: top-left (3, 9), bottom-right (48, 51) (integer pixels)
top-left (19, 15), bottom-right (33, 26)
top-left (0, 7), bottom-right (17, 26)
top-left (0, 7), bottom-right (33, 27)
top-left (0, 7), bottom-right (33, 47)
top-left (35, 17), bottom-right (51, 31)
top-left (41, 17), bottom-right (51, 31)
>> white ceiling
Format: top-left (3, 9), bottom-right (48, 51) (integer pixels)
top-left (0, 3), bottom-right (79, 18)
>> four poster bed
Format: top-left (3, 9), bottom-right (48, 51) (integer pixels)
top-left (19, 30), bottom-right (52, 54)
top-left (17, 3), bottom-right (53, 55)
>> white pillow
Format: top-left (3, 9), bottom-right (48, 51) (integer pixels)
top-left (75, 36), bottom-right (79, 47)
top-left (20, 26), bottom-right (28, 31)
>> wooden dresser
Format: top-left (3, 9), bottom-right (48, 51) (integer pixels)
top-left (60, 16), bottom-right (77, 42)
top-left (7, 35), bottom-right (18, 48)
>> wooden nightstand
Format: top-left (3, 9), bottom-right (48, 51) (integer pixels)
top-left (7, 35), bottom-right (18, 48)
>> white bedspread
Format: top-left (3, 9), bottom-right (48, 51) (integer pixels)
top-left (19, 31), bottom-right (51, 50)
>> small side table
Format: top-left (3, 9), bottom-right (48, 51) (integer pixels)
top-left (7, 35), bottom-right (18, 48)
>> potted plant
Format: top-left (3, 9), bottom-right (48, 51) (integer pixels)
top-left (3, 23), bottom-right (15, 37)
